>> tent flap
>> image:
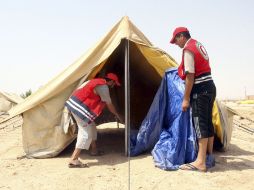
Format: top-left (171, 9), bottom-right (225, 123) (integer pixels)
top-left (130, 68), bottom-right (198, 170)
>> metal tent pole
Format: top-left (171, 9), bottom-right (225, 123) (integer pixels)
top-left (124, 39), bottom-right (130, 157)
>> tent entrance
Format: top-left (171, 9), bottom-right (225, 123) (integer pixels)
top-left (59, 122), bottom-right (125, 157)
top-left (92, 39), bottom-right (163, 155)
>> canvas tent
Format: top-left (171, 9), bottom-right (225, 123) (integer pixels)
top-left (0, 91), bottom-right (23, 112)
top-left (1, 16), bottom-right (232, 159)
top-left (0, 91), bottom-right (23, 121)
top-left (1, 16), bottom-right (177, 158)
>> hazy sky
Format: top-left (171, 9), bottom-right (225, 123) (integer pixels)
top-left (0, 0), bottom-right (253, 99)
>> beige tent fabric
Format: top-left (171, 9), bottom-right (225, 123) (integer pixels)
top-left (8, 17), bottom-right (154, 118)
top-left (0, 91), bottom-right (24, 112)
top-left (1, 16), bottom-right (177, 158)
top-left (0, 98), bottom-right (12, 113)
top-left (0, 91), bottom-right (24, 104)
top-left (0, 92), bottom-right (24, 122)
top-left (215, 101), bottom-right (234, 150)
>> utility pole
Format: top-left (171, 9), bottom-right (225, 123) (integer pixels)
top-left (244, 86), bottom-right (247, 99)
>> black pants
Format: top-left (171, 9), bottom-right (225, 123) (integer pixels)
top-left (191, 81), bottom-right (216, 139)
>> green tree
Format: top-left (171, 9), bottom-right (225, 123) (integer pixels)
top-left (20, 89), bottom-right (32, 98)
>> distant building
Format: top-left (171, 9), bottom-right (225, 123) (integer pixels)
top-left (246, 95), bottom-right (254, 100)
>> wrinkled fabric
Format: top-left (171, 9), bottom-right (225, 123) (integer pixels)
top-left (130, 71), bottom-right (167, 156)
top-left (130, 68), bottom-right (198, 170)
top-left (3, 17), bottom-right (177, 158)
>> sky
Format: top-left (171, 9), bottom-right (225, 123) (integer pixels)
top-left (0, 0), bottom-right (253, 100)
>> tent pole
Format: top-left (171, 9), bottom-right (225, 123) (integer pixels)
top-left (124, 39), bottom-right (130, 157)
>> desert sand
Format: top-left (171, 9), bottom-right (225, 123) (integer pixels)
top-left (0, 103), bottom-right (254, 190)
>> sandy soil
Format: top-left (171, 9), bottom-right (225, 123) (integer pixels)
top-left (0, 105), bottom-right (254, 190)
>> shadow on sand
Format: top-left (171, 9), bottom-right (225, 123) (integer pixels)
top-left (211, 143), bottom-right (254, 172)
top-left (58, 127), bottom-right (129, 167)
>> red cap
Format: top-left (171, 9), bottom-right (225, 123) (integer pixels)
top-left (106, 73), bottom-right (121, 86)
top-left (170, 27), bottom-right (189, 44)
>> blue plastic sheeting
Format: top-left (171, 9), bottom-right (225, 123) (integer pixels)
top-left (130, 68), bottom-right (168, 156)
top-left (130, 68), bottom-right (198, 170)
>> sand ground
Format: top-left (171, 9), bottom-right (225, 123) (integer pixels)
top-left (0, 104), bottom-right (254, 190)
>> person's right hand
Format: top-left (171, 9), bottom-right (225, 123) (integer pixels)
top-left (182, 99), bottom-right (190, 112)
top-left (115, 115), bottom-right (124, 124)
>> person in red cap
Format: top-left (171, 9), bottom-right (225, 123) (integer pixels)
top-left (170, 27), bottom-right (216, 172)
top-left (65, 72), bottom-right (122, 168)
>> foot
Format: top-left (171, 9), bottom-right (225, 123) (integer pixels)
top-left (179, 163), bottom-right (207, 172)
top-left (68, 159), bottom-right (89, 168)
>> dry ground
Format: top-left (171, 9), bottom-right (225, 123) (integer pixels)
top-left (0, 105), bottom-right (254, 190)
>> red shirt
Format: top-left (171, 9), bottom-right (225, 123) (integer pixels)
top-left (66, 78), bottom-right (107, 123)
top-left (178, 39), bottom-right (211, 80)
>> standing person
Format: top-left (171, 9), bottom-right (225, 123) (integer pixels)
top-left (170, 27), bottom-right (216, 172)
top-left (65, 73), bottom-right (122, 168)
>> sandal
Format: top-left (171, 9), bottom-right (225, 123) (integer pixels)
top-left (68, 159), bottom-right (89, 168)
top-left (179, 163), bottom-right (207, 172)
top-left (68, 162), bottom-right (89, 168)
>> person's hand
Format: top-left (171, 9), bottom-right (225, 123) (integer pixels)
top-left (115, 115), bottom-right (124, 124)
top-left (182, 99), bottom-right (190, 112)
top-left (118, 117), bottom-right (124, 124)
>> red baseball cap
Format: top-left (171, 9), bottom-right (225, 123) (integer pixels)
top-left (106, 73), bottom-right (121, 86)
top-left (170, 27), bottom-right (189, 44)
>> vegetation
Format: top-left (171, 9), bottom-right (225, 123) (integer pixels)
top-left (20, 89), bottom-right (32, 98)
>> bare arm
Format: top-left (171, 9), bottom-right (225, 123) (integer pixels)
top-left (106, 102), bottom-right (123, 123)
top-left (95, 85), bottom-right (123, 123)
top-left (182, 73), bottom-right (194, 111)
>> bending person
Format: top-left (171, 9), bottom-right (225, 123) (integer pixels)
top-left (65, 73), bottom-right (122, 168)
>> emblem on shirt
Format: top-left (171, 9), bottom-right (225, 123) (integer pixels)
top-left (196, 42), bottom-right (209, 60)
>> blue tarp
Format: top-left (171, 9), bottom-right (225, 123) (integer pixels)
top-left (130, 68), bottom-right (198, 170)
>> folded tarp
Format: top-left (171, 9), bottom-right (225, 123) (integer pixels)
top-left (130, 68), bottom-right (198, 170)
